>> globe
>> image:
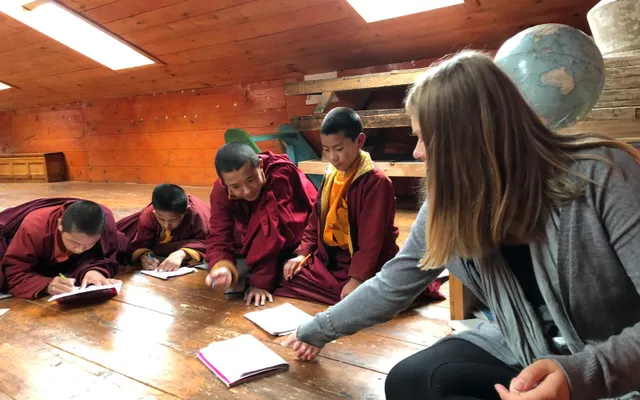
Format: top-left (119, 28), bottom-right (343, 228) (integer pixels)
top-left (494, 24), bottom-right (605, 130)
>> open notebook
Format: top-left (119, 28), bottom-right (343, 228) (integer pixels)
top-left (198, 334), bottom-right (289, 387)
top-left (244, 303), bottom-right (313, 336)
top-left (48, 281), bottom-right (122, 303)
top-left (141, 266), bottom-right (196, 280)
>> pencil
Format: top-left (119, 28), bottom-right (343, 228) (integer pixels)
top-left (292, 254), bottom-right (311, 276)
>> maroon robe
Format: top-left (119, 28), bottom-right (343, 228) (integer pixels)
top-left (275, 157), bottom-right (401, 305)
top-left (117, 195), bottom-right (210, 263)
top-left (206, 152), bottom-right (317, 291)
top-left (0, 198), bottom-right (128, 299)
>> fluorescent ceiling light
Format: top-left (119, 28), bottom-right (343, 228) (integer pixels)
top-left (0, 0), bottom-right (156, 70)
top-left (347, 0), bottom-right (464, 23)
top-left (0, 82), bottom-right (12, 91)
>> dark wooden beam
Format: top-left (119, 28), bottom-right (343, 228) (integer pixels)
top-left (291, 108), bottom-right (410, 131)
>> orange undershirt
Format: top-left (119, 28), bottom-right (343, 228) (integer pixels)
top-left (322, 156), bottom-right (360, 249)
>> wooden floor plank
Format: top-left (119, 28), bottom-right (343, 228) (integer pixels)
top-left (3, 295), bottom-right (386, 399)
top-left (111, 271), bottom-right (427, 374)
top-left (0, 305), bottom-right (177, 400)
top-left (0, 181), bottom-right (455, 398)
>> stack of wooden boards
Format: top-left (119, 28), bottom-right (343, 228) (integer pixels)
top-left (286, 52), bottom-right (640, 149)
top-left (562, 51), bottom-right (640, 142)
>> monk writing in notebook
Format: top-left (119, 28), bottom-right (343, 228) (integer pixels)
top-left (275, 107), bottom-right (400, 305)
top-left (205, 142), bottom-right (317, 306)
top-left (117, 184), bottom-right (210, 271)
top-left (0, 199), bottom-right (127, 299)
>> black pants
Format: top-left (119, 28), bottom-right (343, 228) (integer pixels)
top-left (385, 338), bottom-right (519, 400)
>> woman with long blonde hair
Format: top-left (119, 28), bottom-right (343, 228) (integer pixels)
top-left (282, 51), bottom-right (640, 400)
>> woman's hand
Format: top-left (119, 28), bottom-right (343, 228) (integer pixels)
top-left (495, 360), bottom-right (570, 400)
top-left (281, 330), bottom-right (323, 361)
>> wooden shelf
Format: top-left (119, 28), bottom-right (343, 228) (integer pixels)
top-left (285, 68), bottom-right (429, 95)
top-left (291, 108), bottom-right (410, 131)
top-left (299, 159), bottom-right (425, 178)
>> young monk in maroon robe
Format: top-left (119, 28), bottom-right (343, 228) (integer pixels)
top-left (0, 198), bottom-right (127, 299)
top-left (117, 184), bottom-right (210, 271)
top-left (205, 142), bottom-right (317, 306)
top-left (275, 107), bottom-right (400, 305)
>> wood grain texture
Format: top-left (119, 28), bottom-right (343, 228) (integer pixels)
top-left (0, 80), bottom-right (290, 185)
top-left (0, 0), bottom-right (599, 111)
top-left (299, 160), bottom-right (426, 178)
top-left (291, 108), bottom-right (410, 130)
top-left (0, 182), bottom-right (447, 399)
top-left (286, 68), bottom-right (430, 95)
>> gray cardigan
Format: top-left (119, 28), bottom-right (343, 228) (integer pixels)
top-left (297, 148), bottom-right (640, 400)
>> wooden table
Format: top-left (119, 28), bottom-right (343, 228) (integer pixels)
top-left (0, 268), bottom-right (452, 399)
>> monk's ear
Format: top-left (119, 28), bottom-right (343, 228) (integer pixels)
top-left (356, 132), bottom-right (366, 149)
top-left (57, 218), bottom-right (63, 233)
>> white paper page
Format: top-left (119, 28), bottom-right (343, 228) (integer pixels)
top-left (0, 309), bottom-right (8, 317)
top-left (141, 267), bottom-right (196, 280)
top-left (0, 293), bottom-right (12, 300)
top-left (199, 335), bottom-right (288, 384)
top-left (244, 303), bottom-right (313, 336)
top-left (449, 318), bottom-right (487, 333)
top-left (48, 281), bottom-right (122, 302)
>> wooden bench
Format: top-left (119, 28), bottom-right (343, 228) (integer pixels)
top-left (0, 152), bottom-right (67, 182)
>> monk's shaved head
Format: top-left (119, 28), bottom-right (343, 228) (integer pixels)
top-left (320, 107), bottom-right (362, 141)
top-left (152, 183), bottom-right (188, 213)
top-left (215, 142), bottom-right (259, 178)
top-left (62, 200), bottom-right (106, 235)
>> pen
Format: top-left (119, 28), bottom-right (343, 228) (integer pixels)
top-left (58, 273), bottom-right (67, 279)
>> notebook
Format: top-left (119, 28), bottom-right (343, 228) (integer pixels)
top-left (0, 293), bottom-right (12, 300)
top-left (48, 281), bottom-right (122, 303)
top-left (141, 266), bottom-right (197, 280)
top-left (0, 309), bottom-right (8, 317)
top-left (198, 334), bottom-right (289, 387)
top-left (244, 303), bottom-right (313, 336)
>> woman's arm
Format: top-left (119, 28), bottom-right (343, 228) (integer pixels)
top-left (297, 201), bottom-right (444, 347)
top-left (552, 149), bottom-right (640, 399)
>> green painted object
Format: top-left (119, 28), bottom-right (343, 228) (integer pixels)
top-left (223, 125), bottom-right (323, 188)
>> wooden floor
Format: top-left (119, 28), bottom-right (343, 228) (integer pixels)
top-left (0, 182), bottom-right (452, 400)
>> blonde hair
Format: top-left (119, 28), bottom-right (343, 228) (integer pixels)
top-left (405, 51), bottom-right (640, 270)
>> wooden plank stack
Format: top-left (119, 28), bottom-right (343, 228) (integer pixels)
top-left (285, 68), bottom-right (427, 179)
top-left (287, 53), bottom-right (640, 145)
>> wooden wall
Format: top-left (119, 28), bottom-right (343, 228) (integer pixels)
top-left (0, 58), bottom-right (430, 187)
top-left (0, 79), bottom-right (319, 186)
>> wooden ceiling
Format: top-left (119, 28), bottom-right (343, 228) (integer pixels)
top-left (0, 0), bottom-right (599, 111)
